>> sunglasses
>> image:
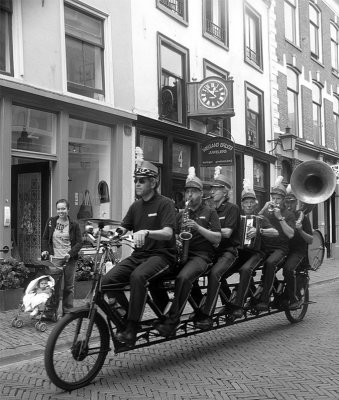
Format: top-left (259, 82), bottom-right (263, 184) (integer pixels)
top-left (134, 178), bottom-right (147, 184)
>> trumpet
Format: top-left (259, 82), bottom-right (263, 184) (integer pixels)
top-left (267, 202), bottom-right (279, 214)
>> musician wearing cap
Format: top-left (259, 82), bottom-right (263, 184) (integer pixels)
top-left (283, 185), bottom-right (313, 310)
top-left (155, 167), bottom-right (221, 337)
top-left (255, 176), bottom-right (295, 311)
top-left (194, 167), bottom-right (240, 330)
top-left (231, 181), bottom-right (278, 318)
top-left (102, 147), bottom-right (177, 346)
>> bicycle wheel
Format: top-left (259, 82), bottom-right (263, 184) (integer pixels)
top-left (45, 309), bottom-right (110, 391)
top-left (285, 275), bottom-right (309, 323)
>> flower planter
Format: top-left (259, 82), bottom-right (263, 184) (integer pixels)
top-left (0, 288), bottom-right (24, 311)
top-left (74, 280), bottom-right (92, 299)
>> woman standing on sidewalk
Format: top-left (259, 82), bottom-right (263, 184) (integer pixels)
top-left (41, 199), bottom-right (82, 315)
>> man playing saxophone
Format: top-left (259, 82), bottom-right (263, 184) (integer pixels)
top-left (155, 167), bottom-right (221, 337)
top-left (283, 185), bottom-right (313, 310)
top-left (194, 166), bottom-right (240, 330)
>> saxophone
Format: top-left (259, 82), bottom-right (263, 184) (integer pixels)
top-left (178, 200), bottom-right (192, 266)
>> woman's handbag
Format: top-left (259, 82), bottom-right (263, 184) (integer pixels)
top-left (77, 190), bottom-right (93, 220)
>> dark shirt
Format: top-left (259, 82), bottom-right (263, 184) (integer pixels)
top-left (122, 192), bottom-right (177, 263)
top-left (261, 207), bottom-right (296, 255)
top-left (289, 212), bottom-right (313, 255)
top-left (215, 200), bottom-right (240, 255)
top-left (176, 203), bottom-right (221, 262)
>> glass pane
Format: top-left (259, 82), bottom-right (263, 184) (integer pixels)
top-left (12, 105), bottom-right (56, 153)
top-left (66, 37), bottom-right (103, 90)
top-left (68, 119), bottom-right (111, 226)
top-left (161, 45), bottom-right (183, 77)
top-left (309, 5), bottom-right (318, 25)
top-left (287, 89), bottom-right (297, 134)
top-left (253, 161), bottom-right (264, 188)
top-left (172, 142), bottom-right (191, 174)
top-left (312, 84), bottom-right (320, 103)
top-left (140, 135), bottom-right (163, 163)
top-left (287, 68), bottom-right (297, 91)
top-left (284, 2), bottom-right (295, 42)
top-left (65, 5), bottom-right (103, 46)
top-left (0, 9), bottom-right (12, 73)
top-left (247, 90), bottom-right (259, 113)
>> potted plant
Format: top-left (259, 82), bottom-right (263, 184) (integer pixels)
top-left (74, 254), bottom-right (94, 299)
top-left (0, 257), bottom-right (30, 311)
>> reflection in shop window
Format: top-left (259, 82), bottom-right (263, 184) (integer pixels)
top-left (200, 165), bottom-right (235, 203)
top-left (12, 105), bottom-right (56, 153)
top-left (253, 161), bottom-right (264, 187)
top-left (68, 118), bottom-right (111, 224)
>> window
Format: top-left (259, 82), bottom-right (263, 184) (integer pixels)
top-left (284, 0), bottom-right (299, 45)
top-left (312, 82), bottom-right (322, 146)
top-left (203, 0), bottom-right (228, 47)
top-left (287, 68), bottom-right (299, 136)
top-left (245, 83), bottom-right (264, 150)
top-left (333, 96), bottom-right (339, 152)
top-left (64, 4), bottom-right (105, 100)
top-left (68, 118), bottom-right (111, 222)
top-left (309, 3), bottom-right (321, 60)
top-left (331, 23), bottom-right (339, 74)
top-left (156, 0), bottom-right (187, 23)
top-left (203, 59), bottom-right (228, 80)
top-left (158, 35), bottom-right (188, 125)
top-left (253, 160), bottom-right (267, 211)
top-left (12, 105), bottom-right (57, 154)
top-left (244, 4), bottom-right (262, 70)
top-left (0, 0), bottom-right (13, 75)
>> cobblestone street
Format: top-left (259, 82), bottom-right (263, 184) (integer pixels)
top-left (0, 260), bottom-right (338, 399)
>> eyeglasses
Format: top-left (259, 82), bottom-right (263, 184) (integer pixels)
top-left (134, 178), bottom-right (147, 184)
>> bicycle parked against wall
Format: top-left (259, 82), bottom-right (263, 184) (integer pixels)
top-left (44, 218), bottom-right (322, 392)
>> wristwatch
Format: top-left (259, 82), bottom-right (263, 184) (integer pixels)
top-left (145, 230), bottom-right (150, 238)
top-left (278, 217), bottom-right (285, 221)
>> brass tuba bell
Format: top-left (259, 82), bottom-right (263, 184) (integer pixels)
top-left (290, 160), bottom-right (337, 204)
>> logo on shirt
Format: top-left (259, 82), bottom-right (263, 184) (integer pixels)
top-left (148, 213), bottom-right (157, 217)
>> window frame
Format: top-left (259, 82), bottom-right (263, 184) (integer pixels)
top-left (64, 3), bottom-right (105, 100)
top-left (333, 95), bottom-right (339, 152)
top-left (309, 3), bottom-right (322, 61)
top-left (284, 0), bottom-right (299, 46)
top-left (0, 0), bottom-right (13, 76)
top-left (158, 34), bottom-right (189, 126)
top-left (286, 67), bottom-right (299, 137)
top-left (156, 0), bottom-right (188, 24)
top-left (244, 3), bottom-right (263, 71)
top-left (312, 81), bottom-right (322, 146)
top-left (330, 22), bottom-right (339, 75)
top-left (202, 0), bottom-right (229, 49)
top-left (245, 82), bottom-right (265, 150)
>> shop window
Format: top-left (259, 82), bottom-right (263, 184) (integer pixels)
top-left (284, 0), bottom-right (299, 46)
top-left (245, 83), bottom-right (264, 150)
top-left (0, 0), bottom-right (13, 75)
top-left (253, 160), bottom-right (267, 211)
top-left (68, 119), bottom-right (111, 223)
top-left (200, 165), bottom-right (235, 203)
top-left (203, 0), bottom-right (228, 48)
top-left (64, 4), bottom-right (105, 100)
top-left (156, 0), bottom-right (188, 23)
top-left (244, 3), bottom-right (262, 70)
top-left (287, 67), bottom-right (299, 137)
top-left (158, 35), bottom-right (188, 125)
top-left (12, 105), bottom-right (56, 154)
top-left (172, 142), bottom-right (191, 174)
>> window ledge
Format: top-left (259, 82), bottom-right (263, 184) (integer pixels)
top-left (244, 58), bottom-right (263, 74)
top-left (203, 32), bottom-right (228, 50)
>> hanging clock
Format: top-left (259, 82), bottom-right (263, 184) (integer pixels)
top-left (198, 78), bottom-right (228, 109)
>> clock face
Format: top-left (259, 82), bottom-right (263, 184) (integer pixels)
top-left (198, 79), bottom-right (228, 109)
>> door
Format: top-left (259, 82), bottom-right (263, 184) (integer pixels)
top-left (11, 162), bottom-right (50, 264)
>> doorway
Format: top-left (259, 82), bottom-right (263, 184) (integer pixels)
top-left (11, 160), bottom-right (50, 263)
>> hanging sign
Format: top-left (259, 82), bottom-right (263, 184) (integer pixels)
top-left (201, 137), bottom-right (235, 166)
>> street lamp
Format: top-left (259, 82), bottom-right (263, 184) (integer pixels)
top-left (280, 126), bottom-right (297, 151)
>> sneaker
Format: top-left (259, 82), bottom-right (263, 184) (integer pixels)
top-left (255, 302), bottom-right (269, 312)
top-left (194, 315), bottom-right (213, 330)
top-left (289, 299), bottom-right (303, 310)
top-left (154, 319), bottom-right (179, 337)
top-left (232, 307), bottom-right (244, 319)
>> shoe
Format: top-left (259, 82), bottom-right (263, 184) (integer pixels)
top-left (194, 315), bottom-right (213, 330)
top-left (115, 321), bottom-right (138, 346)
top-left (232, 307), bottom-right (244, 319)
top-left (255, 302), bottom-right (269, 311)
top-left (289, 299), bottom-right (302, 310)
top-left (154, 319), bottom-right (179, 337)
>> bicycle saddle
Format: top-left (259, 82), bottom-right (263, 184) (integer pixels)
top-left (84, 218), bottom-right (118, 229)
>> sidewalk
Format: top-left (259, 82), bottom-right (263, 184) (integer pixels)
top-left (0, 257), bottom-right (338, 367)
